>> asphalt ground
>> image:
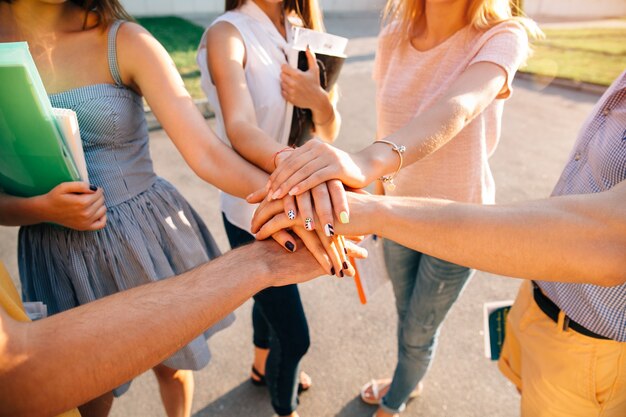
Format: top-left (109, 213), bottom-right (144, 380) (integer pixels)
top-left (0, 12), bottom-right (603, 417)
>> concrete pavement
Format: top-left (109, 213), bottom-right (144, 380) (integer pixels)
top-left (0, 12), bottom-right (604, 417)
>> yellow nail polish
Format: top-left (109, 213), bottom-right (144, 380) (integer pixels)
top-left (339, 211), bottom-right (349, 224)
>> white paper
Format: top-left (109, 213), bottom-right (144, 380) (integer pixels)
top-left (23, 301), bottom-right (48, 321)
top-left (354, 234), bottom-right (391, 303)
top-left (292, 27), bottom-right (348, 57)
top-left (52, 107), bottom-right (88, 182)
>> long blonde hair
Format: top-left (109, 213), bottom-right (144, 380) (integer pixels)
top-left (383, 0), bottom-right (543, 40)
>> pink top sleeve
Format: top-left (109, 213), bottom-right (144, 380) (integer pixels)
top-left (469, 21), bottom-right (529, 99)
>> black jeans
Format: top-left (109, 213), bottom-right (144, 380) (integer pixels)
top-left (223, 214), bottom-right (310, 416)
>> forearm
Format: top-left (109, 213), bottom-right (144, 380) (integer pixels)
top-left (343, 192), bottom-right (626, 286)
top-left (186, 135), bottom-right (269, 199)
top-left (228, 122), bottom-right (287, 173)
top-left (0, 243), bottom-right (274, 417)
top-left (355, 98), bottom-right (468, 184)
top-left (0, 193), bottom-right (46, 226)
top-left (311, 96), bottom-right (340, 143)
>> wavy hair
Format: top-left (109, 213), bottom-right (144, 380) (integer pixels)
top-left (382, 0), bottom-right (542, 40)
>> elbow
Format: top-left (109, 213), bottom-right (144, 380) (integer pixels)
top-left (599, 262), bottom-right (626, 287)
top-left (447, 96), bottom-right (478, 128)
top-left (597, 272), bottom-right (626, 288)
top-left (596, 243), bottom-right (626, 287)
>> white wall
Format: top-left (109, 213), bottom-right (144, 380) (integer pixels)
top-left (524, 0), bottom-right (626, 19)
top-left (122, 0), bottom-right (387, 16)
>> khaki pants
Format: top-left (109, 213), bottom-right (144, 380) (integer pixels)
top-left (499, 280), bottom-right (626, 416)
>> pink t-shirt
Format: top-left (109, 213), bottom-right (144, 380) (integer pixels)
top-left (373, 21), bottom-right (528, 203)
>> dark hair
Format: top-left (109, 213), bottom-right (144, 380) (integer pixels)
top-left (225, 0), bottom-right (324, 30)
top-left (0, 0), bottom-right (133, 28)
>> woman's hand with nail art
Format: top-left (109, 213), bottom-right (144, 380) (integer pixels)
top-left (249, 193), bottom-right (358, 277)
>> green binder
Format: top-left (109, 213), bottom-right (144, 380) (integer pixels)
top-left (0, 42), bottom-right (80, 197)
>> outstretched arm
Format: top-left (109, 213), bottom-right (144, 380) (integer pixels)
top-left (205, 21), bottom-right (286, 173)
top-left (116, 22), bottom-right (268, 198)
top-left (0, 241), bottom-right (325, 417)
top-left (267, 62), bottom-right (508, 197)
top-left (254, 180), bottom-right (626, 287)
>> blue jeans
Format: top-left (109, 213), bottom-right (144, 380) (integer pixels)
top-left (381, 240), bottom-right (474, 414)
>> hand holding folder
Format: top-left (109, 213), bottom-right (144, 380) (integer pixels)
top-left (0, 42), bottom-right (86, 197)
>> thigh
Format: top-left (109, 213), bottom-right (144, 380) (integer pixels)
top-left (511, 283), bottom-right (626, 417)
top-left (384, 239), bottom-right (422, 319)
top-left (254, 285), bottom-right (309, 344)
top-left (222, 213), bottom-right (255, 249)
top-left (401, 254), bottom-right (473, 344)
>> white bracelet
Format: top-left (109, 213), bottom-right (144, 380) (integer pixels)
top-left (373, 139), bottom-right (406, 191)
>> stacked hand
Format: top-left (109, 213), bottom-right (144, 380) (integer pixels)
top-left (248, 185), bottom-right (366, 278)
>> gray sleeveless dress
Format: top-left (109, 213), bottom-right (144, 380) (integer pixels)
top-left (17, 21), bottom-right (234, 395)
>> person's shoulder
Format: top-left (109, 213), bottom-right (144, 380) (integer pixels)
top-left (205, 19), bottom-right (245, 48)
top-left (477, 20), bottom-right (528, 44)
top-left (113, 20), bottom-right (154, 47)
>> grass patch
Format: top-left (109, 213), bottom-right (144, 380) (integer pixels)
top-left (524, 27), bottom-right (626, 86)
top-left (137, 17), bottom-right (626, 92)
top-left (136, 16), bottom-right (207, 98)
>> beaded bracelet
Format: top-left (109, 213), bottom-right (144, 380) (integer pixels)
top-left (373, 139), bottom-right (406, 191)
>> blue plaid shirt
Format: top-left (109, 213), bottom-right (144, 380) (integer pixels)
top-left (537, 71), bottom-right (626, 342)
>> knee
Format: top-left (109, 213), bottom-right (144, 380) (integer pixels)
top-left (153, 364), bottom-right (193, 384)
top-left (283, 332), bottom-right (310, 359)
top-left (398, 327), bottom-right (436, 363)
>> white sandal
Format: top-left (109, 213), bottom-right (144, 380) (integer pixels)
top-left (360, 378), bottom-right (424, 406)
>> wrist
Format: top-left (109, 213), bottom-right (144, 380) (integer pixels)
top-left (311, 90), bottom-right (333, 123)
top-left (337, 193), bottom-right (381, 236)
top-left (251, 241), bottom-right (282, 288)
top-left (273, 147), bottom-right (294, 170)
top-left (354, 146), bottom-right (389, 185)
top-left (26, 194), bottom-right (51, 224)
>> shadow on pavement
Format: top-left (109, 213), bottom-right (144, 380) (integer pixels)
top-left (334, 395), bottom-right (378, 417)
top-left (192, 380), bottom-right (275, 417)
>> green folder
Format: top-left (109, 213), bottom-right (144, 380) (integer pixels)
top-left (0, 42), bottom-right (80, 197)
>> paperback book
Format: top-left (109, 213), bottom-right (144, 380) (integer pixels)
top-left (483, 300), bottom-right (513, 360)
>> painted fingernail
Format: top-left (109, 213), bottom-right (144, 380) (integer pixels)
top-left (285, 241), bottom-right (295, 252)
top-left (288, 186), bottom-right (299, 196)
top-left (89, 184), bottom-right (97, 191)
top-left (304, 217), bottom-right (313, 230)
top-left (343, 261), bottom-right (349, 270)
top-left (339, 211), bottom-right (349, 224)
top-left (339, 270), bottom-right (344, 278)
top-left (330, 267), bottom-right (335, 276)
top-left (271, 190), bottom-right (282, 200)
top-left (344, 247), bottom-right (348, 255)
top-left (324, 223), bottom-right (334, 237)
top-left (287, 209), bottom-right (296, 220)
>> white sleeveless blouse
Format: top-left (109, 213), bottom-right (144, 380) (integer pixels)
top-left (197, 1), bottom-right (294, 232)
